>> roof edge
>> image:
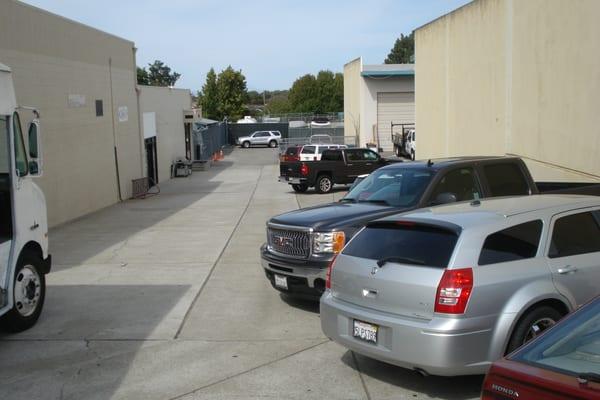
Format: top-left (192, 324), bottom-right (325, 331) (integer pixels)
top-left (414, 0), bottom-right (475, 32)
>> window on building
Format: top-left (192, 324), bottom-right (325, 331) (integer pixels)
top-left (95, 100), bottom-right (104, 117)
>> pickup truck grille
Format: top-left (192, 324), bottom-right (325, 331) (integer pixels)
top-left (267, 227), bottom-right (311, 259)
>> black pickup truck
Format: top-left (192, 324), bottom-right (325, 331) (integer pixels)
top-left (262, 156), bottom-right (600, 299)
top-left (279, 148), bottom-right (398, 194)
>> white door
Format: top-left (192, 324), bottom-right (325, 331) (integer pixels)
top-left (377, 92), bottom-right (414, 151)
top-left (0, 114), bottom-right (11, 294)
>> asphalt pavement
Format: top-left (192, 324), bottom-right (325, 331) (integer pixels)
top-left (0, 147), bottom-right (483, 400)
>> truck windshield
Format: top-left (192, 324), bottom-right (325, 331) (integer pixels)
top-left (0, 116), bottom-right (8, 174)
top-left (343, 167), bottom-right (434, 207)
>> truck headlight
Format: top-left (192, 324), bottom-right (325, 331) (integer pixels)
top-left (313, 232), bottom-right (345, 254)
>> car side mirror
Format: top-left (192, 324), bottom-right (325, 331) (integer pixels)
top-left (431, 192), bottom-right (457, 206)
top-left (28, 120), bottom-right (43, 177)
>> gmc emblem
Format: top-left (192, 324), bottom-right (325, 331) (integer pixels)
top-left (273, 235), bottom-right (293, 247)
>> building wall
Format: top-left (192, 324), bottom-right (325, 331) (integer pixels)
top-left (344, 57), bottom-right (415, 149)
top-left (343, 58), bottom-right (361, 140)
top-left (0, 0), bottom-right (143, 226)
top-left (139, 86), bottom-right (191, 183)
top-left (416, 0), bottom-right (600, 182)
top-left (362, 76), bottom-right (414, 149)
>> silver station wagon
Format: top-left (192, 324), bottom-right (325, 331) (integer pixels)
top-left (320, 195), bottom-right (600, 376)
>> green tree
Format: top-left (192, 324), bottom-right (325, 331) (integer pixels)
top-left (137, 67), bottom-right (150, 85)
top-left (201, 68), bottom-right (219, 120)
top-left (146, 60), bottom-right (181, 86)
top-left (216, 66), bottom-right (247, 120)
top-left (288, 74), bottom-right (319, 113)
top-left (288, 71), bottom-right (343, 113)
top-left (384, 32), bottom-right (414, 64)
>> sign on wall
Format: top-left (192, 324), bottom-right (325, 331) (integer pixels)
top-left (67, 94), bottom-right (86, 108)
top-left (118, 106), bottom-right (128, 122)
top-left (143, 112), bottom-right (157, 139)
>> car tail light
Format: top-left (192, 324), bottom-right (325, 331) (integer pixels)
top-left (300, 163), bottom-right (309, 176)
top-left (435, 268), bottom-right (473, 314)
top-left (325, 254), bottom-right (338, 289)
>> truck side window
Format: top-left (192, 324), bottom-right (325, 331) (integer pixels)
top-left (479, 220), bottom-right (543, 265)
top-left (548, 211), bottom-right (600, 258)
top-left (483, 163), bottom-right (529, 196)
top-left (431, 168), bottom-right (482, 202)
top-left (12, 112), bottom-right (28, 177)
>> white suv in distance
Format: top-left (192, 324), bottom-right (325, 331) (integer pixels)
top-left (299, 144), bottom-right (347, 161)
top-left (321, 194), bottom-right (600, 376)
top-left (237, 131), bottom-right (281, 148)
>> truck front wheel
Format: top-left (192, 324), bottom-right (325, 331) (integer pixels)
top-left (0, 252), bottom-right (46, 332)
top-left (316, 175), bottom-right (333, 194)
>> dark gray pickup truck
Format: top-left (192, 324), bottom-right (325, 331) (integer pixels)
top-left (279, 148), bottom-right (398, 194)
top-left (262, 156), bottom-right (600, 299)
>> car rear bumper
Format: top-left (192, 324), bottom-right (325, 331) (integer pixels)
top-left (261, 244), bottom-right (330, 299)
top-left (320, 291), bottom-right (495, 376)
top-left (278, 176), bottom-right (306, 185)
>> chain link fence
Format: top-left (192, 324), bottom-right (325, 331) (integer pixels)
top-left (192, 122), bottom-right (228, 161)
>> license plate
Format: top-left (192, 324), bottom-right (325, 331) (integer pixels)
top-left (353, 320), bottom-right (378, 344)
top-left (274, 274), bottom-right (288, 290)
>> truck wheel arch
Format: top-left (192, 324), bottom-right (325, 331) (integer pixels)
top-left (20, 241), bottom-right (48, 274)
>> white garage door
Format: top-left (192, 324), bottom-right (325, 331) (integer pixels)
top-left (376, 92), bottom-right (414, 151)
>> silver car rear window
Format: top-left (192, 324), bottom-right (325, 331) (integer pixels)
top-left (342, 222), bottom-right (459, 268)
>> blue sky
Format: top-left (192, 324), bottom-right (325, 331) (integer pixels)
top-left (23, 0), bottom-right (470, 92)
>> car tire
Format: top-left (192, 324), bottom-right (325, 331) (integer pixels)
top-left (506, 306), bottom-right (563, 354)
top-left (292, 184), bottom-right (309, 193)
top-left (242, 141), bottom-right (250, 148)
top-left (316, 175), bottom-right (333, 194)
top-left (395, 146), bottom-right (401, 158)
top-left (411, 150), bottom-right (415, 160)
top-left (268, 140), bottom-right (277, 148)
top-left (0, 251), bottom-right (46, 333)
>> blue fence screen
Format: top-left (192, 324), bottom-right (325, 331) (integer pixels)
top-left (192, 122), bottom-right (228, 161)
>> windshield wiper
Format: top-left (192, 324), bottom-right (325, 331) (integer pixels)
top-left (578, 372), bottom-right (600, 384)
top-left (358, 199), bottom-right (390, 205)
top-left (340, 198), bottom-right (356, 203)
top-left (377, 256), bottom-right (425, 267)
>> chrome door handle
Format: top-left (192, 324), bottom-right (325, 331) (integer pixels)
top-left (557, 265), bottom-right (578, 274)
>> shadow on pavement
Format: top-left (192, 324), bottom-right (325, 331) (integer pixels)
top-left (342, 351), bottom-right (484, 400)
top-left (0, 284), bottom-right (189, 399)
top-left (279, 293), bottom-right (320, 314)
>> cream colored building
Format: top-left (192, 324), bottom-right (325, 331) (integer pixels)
top-left (415, 0), bottom-right (600, 182)
top-left (344, 57), bottom-right (414, 151)
top-left (138, 86), bottom-right (193, 184)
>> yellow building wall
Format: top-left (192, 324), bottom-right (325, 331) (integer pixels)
top-left (343, 58), bottom-right (362, 142)
top-left (416, 0), bottom-right (600, 182)
top-left (0, 0), bottom-right (143, 226)
top-left (139, 86), bottom-right (192, 183)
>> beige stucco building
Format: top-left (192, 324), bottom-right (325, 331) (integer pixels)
top-left (344, 57), bottom-right (414, 151)
top-left (138, 86), bottom-right (193, 184)
top-left (1, 0), bottom-right (143, 226)
top-left (415, 0), bottom-right (600, 182)
top-left (1, 0), bottom-right (198, 227)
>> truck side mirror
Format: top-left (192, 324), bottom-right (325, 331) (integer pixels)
top-left (28, 120), bottom-right (42, 177)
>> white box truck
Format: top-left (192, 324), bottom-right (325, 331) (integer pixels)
top-left (0, 62), bottom-right (50, 332)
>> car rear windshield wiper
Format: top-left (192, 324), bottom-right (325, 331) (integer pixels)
top-left (377, 256), bottom-right (426, 267)
top-left (578, 372), bottom-right (600, 384)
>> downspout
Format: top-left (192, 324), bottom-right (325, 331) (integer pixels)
top-left (108, 57), bottom-right (123, 201)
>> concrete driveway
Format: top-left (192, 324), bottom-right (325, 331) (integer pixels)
top-left (0, 148), bottom-right (483, 400)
